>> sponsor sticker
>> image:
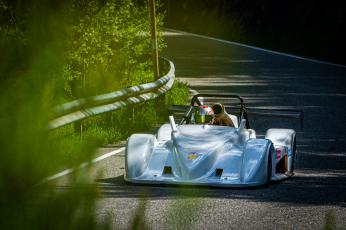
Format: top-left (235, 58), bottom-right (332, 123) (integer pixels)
top-left (187, 152), bottom-right (199, 160)
top-left (276, 148), bottom-right (281, 161)
top-left (288, 148), bottom-right (293, 157)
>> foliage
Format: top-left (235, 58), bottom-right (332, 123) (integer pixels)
top-left (166, 80), bottom-right (190, 106)
top-left (129, 197), bottom-right (148, 229)
top-left (323, 210), bottom-right (336, 230)
top-left (0, 0), bottom-right (190, 229)
top-left (84, 125), bottom-right (122, 146)
top-left (58, 0), bottom-right (186, 146)
top-left (64, 0), bottom-right (160, 99)
top-left (0, 0), bottom-right (104, 229)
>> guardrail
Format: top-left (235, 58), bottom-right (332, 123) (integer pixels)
top-left (48, 58), bottom-right (175, 130)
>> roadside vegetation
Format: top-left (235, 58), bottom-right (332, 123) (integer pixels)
top-left (0, 0), bottom-right (189, 229)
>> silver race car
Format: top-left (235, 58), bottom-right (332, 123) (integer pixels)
top-left (125, 94), bottom-right (303, 187)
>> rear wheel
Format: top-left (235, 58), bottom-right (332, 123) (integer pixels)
top-left (275, 155), bottom-right (287, 174)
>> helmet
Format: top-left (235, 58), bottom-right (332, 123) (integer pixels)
top-left (195, 105), bottom-right (214, 124)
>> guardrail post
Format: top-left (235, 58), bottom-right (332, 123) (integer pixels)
top-left (150, 0), bottom-right (165, 119)
top-left (150, 0), bottom-right (159, 80)
top-left (74, 121), bottom-right (83, 140)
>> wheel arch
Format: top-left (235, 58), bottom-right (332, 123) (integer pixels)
top-left (125, 134), bottom-right (157, 180)
top-left (265, 128), bottom-right (296, 174)
top-left (241, 138), bottom-right (274, 184)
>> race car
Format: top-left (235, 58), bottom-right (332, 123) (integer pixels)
top-left (124, 94), bottom-right (303, 187)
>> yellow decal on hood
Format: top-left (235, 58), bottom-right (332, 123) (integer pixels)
top-left (187, 152), bottom-right (199, 160)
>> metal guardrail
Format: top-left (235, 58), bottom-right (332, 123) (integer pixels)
top-left (49, 59), bottom-right (175, 130)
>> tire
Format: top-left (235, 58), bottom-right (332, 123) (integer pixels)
top-left (290, 137), bottom-right (297, 173)
top-left (267, 149), bottom-right (273, 185)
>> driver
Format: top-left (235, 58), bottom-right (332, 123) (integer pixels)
top-left (210, 103), bottom-right (235, 127)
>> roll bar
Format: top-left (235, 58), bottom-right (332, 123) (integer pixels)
top-left (190, 94), bottom-right (250, 128)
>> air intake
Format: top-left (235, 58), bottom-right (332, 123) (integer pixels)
top-left (163, 166), bottom-right (172, 175)
top-left (215, 168), bottom-right (223, 177)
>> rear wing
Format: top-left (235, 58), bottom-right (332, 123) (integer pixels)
top-left (233, 106), bottom-right (303, 128)
top-left (168, 105), bottom-right (304, 128)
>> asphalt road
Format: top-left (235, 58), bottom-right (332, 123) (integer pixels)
top-left (61, 30), bottom-right (346, 229)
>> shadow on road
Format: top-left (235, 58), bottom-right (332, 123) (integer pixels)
top-left (95, 147), bottom-right (346, 207)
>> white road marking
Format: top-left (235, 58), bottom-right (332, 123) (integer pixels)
top-left (91, 147), bottom-right (125, 163)
top-left (41, 147), bottom-right (125, 183)
top-left (167, 28), bottom-right (346, 68)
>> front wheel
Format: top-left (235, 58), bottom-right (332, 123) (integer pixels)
top-left (289, 137), bottom-right (297, 173)
top-left (267, 149), bottom-right (273, 185)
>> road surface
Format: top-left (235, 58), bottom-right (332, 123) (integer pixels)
top-left (61, 30), bottom-right (346, 229)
